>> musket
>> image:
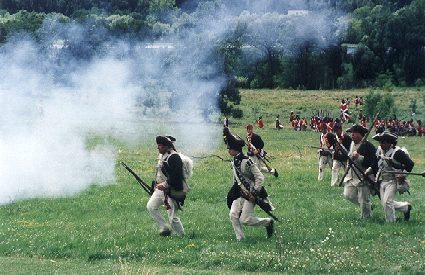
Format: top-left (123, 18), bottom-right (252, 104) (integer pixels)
top-left (239, 187), bottom-right (279, 222)
top-left (191, 154), bottom-right (229, 161)
top-left (121, 162), bottom-right (154, 195)
top-left (247, 140), bottom-right (278, 177)
top-left (382, 170), bottom-right (425, 177)
top-left (337, 113), bottom-right (380, 196)
top-left (310, 146), bottom-right (335, 154)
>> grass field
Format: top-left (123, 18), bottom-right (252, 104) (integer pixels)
top-left (1, 88), bottom-right (424, 273)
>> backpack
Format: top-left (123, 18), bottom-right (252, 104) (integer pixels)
top-left (178, 153), bottom-right (193, 179)
top-left (390, 146), bottom-right (411, 195)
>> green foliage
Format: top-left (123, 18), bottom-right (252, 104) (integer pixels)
top-left (364, 90), bottom-right (381, 119)
top-left (219, 77), bottom-right (242, 117)
top-left (344, 0), bottom-right (425, 86)
top-left (0, 10), bottom-right (47, 41)
top-left (377, 92), bottom-right (397, 118)
top-left (231, 108), bottom-right (243, 118)
top-left (364, 89), bottom-right (399, 119)
top-left (376, 71), bottom-right (394, 91)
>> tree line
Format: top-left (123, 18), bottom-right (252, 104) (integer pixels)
top-left (1, 0), bottom-right (424, 117)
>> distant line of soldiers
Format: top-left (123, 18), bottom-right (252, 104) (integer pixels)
top-left (375, 118), bottom-right (424, 137)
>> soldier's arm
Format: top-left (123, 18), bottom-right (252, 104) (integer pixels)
top-left (248, 160), bottom-right (264, 192)
top-left (393, 150), bottom-right (414, 172)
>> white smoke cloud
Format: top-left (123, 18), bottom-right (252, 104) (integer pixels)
top-left (0, 0), bottom-right (345, 204)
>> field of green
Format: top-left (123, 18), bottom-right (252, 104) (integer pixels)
top-left (1, 88), bottom-right (425, 273)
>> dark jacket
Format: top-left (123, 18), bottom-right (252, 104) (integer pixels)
top-left (389, 149), bottom-right (414, 172)
top-left (334, 133), bottom-right (352, 162)
top-left (357, 141), bottom-right (378, 174)
top-left (162, 152), bottom-right (184, 191)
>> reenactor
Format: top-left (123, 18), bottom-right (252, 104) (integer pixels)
top-left (317, 127), bottom-right (334, 181)
top-left (275, 115), bottom-right (283, 130)
top-left (223, 127), bottom-right (275, 241)
top-left (330, 123), bottom-right (352, 186)
top-left (257, 116), bottom-right (264, 129)
top-left (289, 111), bottom-right (295, 122)
top-left (373, 131), bottom-right (414, 222)
top-left (342, 125), bottom-right (378, 219)
top-left (147, 136), bottom-right (187, 236)
top-left (246, 124), bottom-right (278, 177)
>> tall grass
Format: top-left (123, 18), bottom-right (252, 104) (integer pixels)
top-left (1, 88), bottom-right (424, 273)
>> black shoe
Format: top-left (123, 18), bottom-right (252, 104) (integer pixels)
top-left (159, 229), bottom-right (171, 236)
top-left (404, 205), bottom-right (412, 221)
top-left (266, 220), bottom-right (274, 238)
top-left (273, 169), bottom-right (279, 177)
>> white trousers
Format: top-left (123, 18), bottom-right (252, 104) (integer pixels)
top-left (380, 181), bottom-right (410, 222)
top-left (318, 155), bottom-right (332, 181)
top-left (146, 188), bottom-right (184, 236)
top-left (343, 180), bottom-right (372, 219)
top-left (229, 197), bottom-right (272, 241)
top-left (331, 160), bottom-right (346, 187)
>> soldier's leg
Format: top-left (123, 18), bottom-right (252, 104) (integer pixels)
top-left (331, 160), bottom-right (343, 187)
top-left (229, 198), bottom-right (245, 240)
top-left (380, 181), bottom-right (395, 222)
top-left (318, 156), bottom-right (326, 181)
top-left (393, 200), bottom-right (410, 213)
top-left (166, 198), bottom-right (184, 236)
top-left (147, 189), bottom-right (171, 234)
top-left (239, 200), bottom-right (272, 227)
top-left (343, 182), bottom-right (359, 205)
top-left (358, 185), bottom-right (372, 219)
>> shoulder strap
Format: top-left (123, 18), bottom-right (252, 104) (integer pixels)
top-left (232, 162), bottom-right (252, 193)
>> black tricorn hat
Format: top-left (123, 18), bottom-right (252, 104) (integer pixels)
top-left (346, 124), bottom-right (368, 135)
top-left (156, 135), bottom-right (176, 148)
top-left (223, 127), bottom-right (245, 151)
top-left (372, 131), bottom-right (397, 143)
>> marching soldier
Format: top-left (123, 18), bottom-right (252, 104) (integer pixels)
top-left (343, 125), bottom-right (378, 219)
top-left (246, 124), bottom-right (278, 177)
top-left (317, 127), bottom-right (333, 181)
top-left (257, 116), bottom-right (264, 129)
top-left (146, 136), bottom-right (187, 237)
top-left (330, 123), bottom-right (352, 186)
top-left (275, 115), bottom-right (283, 129)
top-left (373, 131), bottom-right (414, 222)
top-left (223, 127), bottom-right (275, 241)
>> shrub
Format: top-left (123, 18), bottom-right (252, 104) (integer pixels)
top-left (232, 108), bottom-right (243, 118)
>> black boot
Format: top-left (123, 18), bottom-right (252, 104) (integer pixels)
top-left (404, 205), bottom-right (412, 221)
top-left (266, 220), bottom-right (274, 238)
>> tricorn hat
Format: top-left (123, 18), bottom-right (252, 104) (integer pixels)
top-left (346, 124), bottom-right (368, 136)
top-left (156, 135), bottom-right (176, 148)
top-left (223, 127), bottom-right (245, 151)
top-left (372, 131), bottom-right (397, 144)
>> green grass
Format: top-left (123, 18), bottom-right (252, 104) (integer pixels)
top-left (1, 88), bottom-right (425, 273)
